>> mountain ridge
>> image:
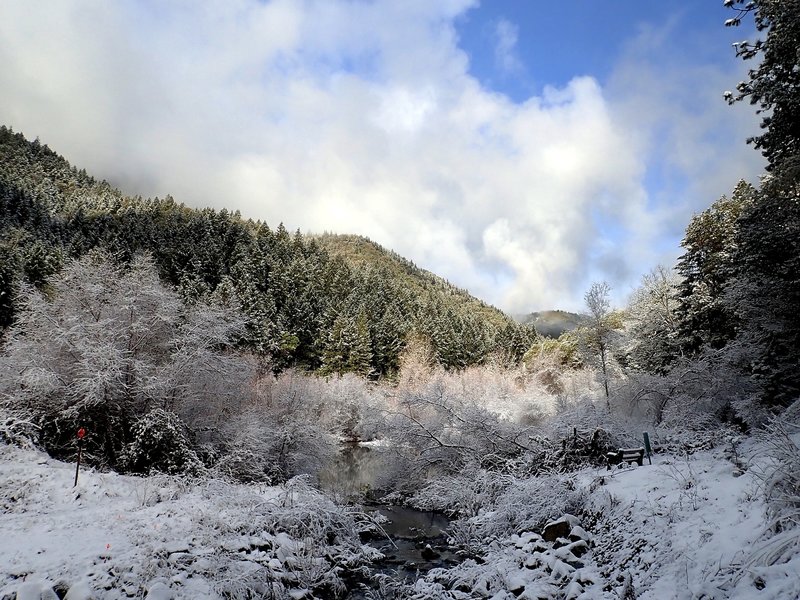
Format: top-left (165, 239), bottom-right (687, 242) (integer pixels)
top-left (517, 309), bottom-right (585, 338)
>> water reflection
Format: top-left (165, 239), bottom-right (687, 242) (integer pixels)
top-left (318, 443), bottom-right (387, 502)
top-left (320, 443), bottom-right (458, 574)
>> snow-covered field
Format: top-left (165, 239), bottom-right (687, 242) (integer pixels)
top-left (0, 444), bottom-right (380, 599)
top-left (2, 438), bottom-right (799, 599)
top-left (584, 446), bottom-right (800, 600)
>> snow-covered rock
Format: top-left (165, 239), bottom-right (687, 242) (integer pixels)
top-left (542, 518), bottom-right (572, 542)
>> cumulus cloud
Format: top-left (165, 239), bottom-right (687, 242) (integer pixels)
top-left (0, 1), bottom-right (764, 313)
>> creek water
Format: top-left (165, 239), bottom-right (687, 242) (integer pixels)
top-left (366, 504), bottom-right (460, 573)
top-left (318, 443), bottom-right (461, 587)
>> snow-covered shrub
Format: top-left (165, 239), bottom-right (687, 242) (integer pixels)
top-left (213, 372), bottom-right (339, 484)
top-left (0, 252), bottom-right (247, 468)
top-left (187, 476), bottom-right (379, 596)
top-left (0, 409), bottom-right (38, 448)
top-left (522, 333), bottom-right (583, 401)
top-left (410, 467), bottom-right (513, 516)
top-left (120, 408), bottom-right (204, 476)
top-left (414, 471), bottom-right (588, 556)
top-left (383, 368), bottom-right (538, 485)
top-left (541, 401), bottom-right (629, 466)
top-left (470, 474), bottom-right (588, 540)
top-left (310, 372), bottom-right (386, 441)
top-left (709, 408), bottom-right (800, 593)
top-left (545, 396), bottom-right (610, 435)
top-left (758, 410), bottom-right (800, 534)
top-left (212, 410), bottom-right (281, 483)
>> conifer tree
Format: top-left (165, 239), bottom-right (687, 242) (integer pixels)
top-left (675, 181), bottom-right (757, 354)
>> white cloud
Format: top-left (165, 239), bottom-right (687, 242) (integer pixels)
top-left (602, 20), bottom-right (766, 303)
top-left (0, 1), bottom-right (764, 313)
top-left (494, 18), bottom-right (522, 74)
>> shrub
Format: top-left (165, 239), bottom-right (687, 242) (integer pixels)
top-left (0, 409), bottom-right (38, 449)
top-left (120, 408), bottom-right (204, 476)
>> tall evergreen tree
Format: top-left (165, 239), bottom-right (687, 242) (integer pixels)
top-left (722, 1), bottom-right (800, 405)
top-left (725, 0), bottom-right (800, 182)
top-left (675, 181), bottom-right (757, 354)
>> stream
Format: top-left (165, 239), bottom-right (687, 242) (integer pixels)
top-left (318, 443), bottom-right (462, 590)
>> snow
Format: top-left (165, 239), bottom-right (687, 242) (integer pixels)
top-left (357, 438), bottom-right (391, 448)
top-left (583, 449), bottom-right (766, 598)
top-left (410, 440), bottom-right (800, 599)
top-left (0, 444), bottom-right (378, 599)
top-left (2, 437), bottom-right (799, 599)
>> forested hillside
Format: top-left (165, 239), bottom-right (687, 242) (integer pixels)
top-left (0, 126), bottom-right (536, 376)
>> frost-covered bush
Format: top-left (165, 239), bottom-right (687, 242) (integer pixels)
top-left (522, 333), bottom-right (582, 399)
top-left (187, 476), bottom-right (379, 596)
top-left (308, 373), bottom-right (386, 441)
top-left (413, 468), bottom-right (588, 555)
top-left (0, 408), bottom-right (38, 448)
top-left (383, 368), bottom-right (540, 485)
top-left (759, 409), bottom-right (800, 534)
top-left (614, 348), bottom-right (758, 433)
top-left (212, 440), bottom-right (273, 484)
top-left (212, 372), bottom-right (339, 484)
top-left (212, 410), bottom-right (281, 483)
top-left (0, 252), bottom-right (247, 468)
top-left (710, 407), bottom-right (800, 592)
top-left (410, 468), bottom-right (514, 516)
top-left (469, 474), bottom-right (588, 540)
top-left (120, 408), bottom-right (204, 476)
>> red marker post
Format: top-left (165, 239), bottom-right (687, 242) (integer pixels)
top-left (74, 427), bottom-right (86, 487)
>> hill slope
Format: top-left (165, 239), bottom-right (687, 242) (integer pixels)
top-left (0, 126), bottom-right (536, 374)
top-left (519, 310), bottom-right (585, 338)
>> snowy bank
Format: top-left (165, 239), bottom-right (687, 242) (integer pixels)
top-left (0, 444), bottom-right (380, 599)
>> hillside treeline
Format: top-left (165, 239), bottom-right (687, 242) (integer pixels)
top-left (0, 126), bottom-right (536, 377)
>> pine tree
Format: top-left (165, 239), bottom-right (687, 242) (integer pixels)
top-left (725, 0), bottom-right (800, 182)
top-left (0, 244), bottom-right (17, 328)
top-left (720, 2), bottom-right (800, 406)
top-left (726, 182), bottom-right (800, 405)
top-left (347, 310), bottom-right (374, 377)
top-left (675, 181), bottom-right (757, 354)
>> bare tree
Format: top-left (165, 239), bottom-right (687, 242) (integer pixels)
top-left (581, 281), bottom-right (620, 407)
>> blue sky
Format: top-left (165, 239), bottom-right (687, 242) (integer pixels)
top-left (0, 0), bottom-right (765, 312)
top-left (456, 2), bottom-right (744, 101)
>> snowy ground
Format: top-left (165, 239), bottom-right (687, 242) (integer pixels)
top-left (409, 441), bottom-right (800, 599)
top-left (2, 440), bottom-right (798, 599)
top-left (584, 445), bottom-right (799, 600)
top-left (0, 444), bottom-right (380, 599)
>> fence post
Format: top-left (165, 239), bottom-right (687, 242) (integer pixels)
top-left (642, 432), bottom-right (652, 465)
top-left (74, 427), bottom-right (86, 487)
